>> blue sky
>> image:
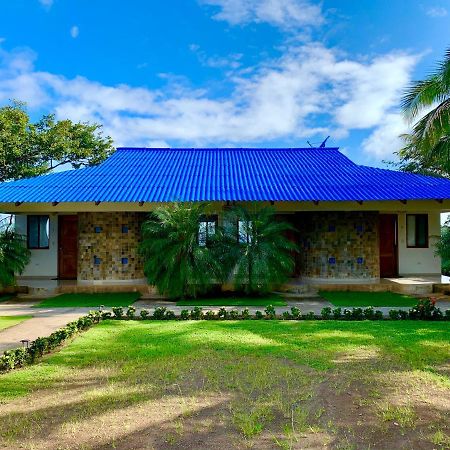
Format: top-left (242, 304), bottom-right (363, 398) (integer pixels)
top-left (0, 0), bottom-right (449, 165)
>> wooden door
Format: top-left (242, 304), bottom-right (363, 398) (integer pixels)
top-left (379, 214), bottom-right (398, 278)
top-left (58, 215), bottom-right (78, 279)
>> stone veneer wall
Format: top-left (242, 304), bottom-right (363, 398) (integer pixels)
top-left (78, 212), bottom-right (145, 281)
top-left (298, 212), bottom-right (380, 280)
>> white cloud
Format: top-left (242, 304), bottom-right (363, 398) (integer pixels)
top-left (0, 44), bottom-right (418, 159)
top-left (39, 0), bottom-right (54, 7)
top-left (200, 0), bottom-right (323, 29)
top-left (70, 26), bottom-right (79, 39)
top-left (426, 6), bottom-right (447, 17)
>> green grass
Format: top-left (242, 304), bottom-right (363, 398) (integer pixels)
top-left (0, 320), bottom-right (448, 448)
top-left (319, 291), bottom-right (418, 307)
top-left (0, 315), bottom-right (32, 331)
top-left (33, 292), bottom-right (141, 308)
top-left (176, 295), bottom-right (287, 306)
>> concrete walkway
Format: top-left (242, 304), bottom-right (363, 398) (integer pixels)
top-left (1, 298), bottom-right (449, 353)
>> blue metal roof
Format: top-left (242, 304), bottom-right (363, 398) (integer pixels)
top-left (0, 147), bottom-right (450, 203)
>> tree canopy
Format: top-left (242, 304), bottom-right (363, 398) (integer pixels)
top-left (0, 101), bottom-right (114, 182)
top-left (398, 48), bottom-right (450, 176)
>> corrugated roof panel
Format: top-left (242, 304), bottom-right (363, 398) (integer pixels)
top-left (1, 147), bottom-right (450, 203)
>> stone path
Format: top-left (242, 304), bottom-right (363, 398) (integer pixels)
top-left (1, 298), bottom-right (449, 353)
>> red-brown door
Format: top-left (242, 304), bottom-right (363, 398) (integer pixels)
top-left (58, 215), bottom-right (78, 279)
top-left (379, 214), bottom-right (398, 278)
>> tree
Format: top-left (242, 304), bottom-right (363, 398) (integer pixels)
top-left (0, 224), bottom-right (30, 287)
top-left (139, 203), bottom-right (224, 299)
top-left (0, 101), bottom-right (114, 182)
top-left (218, 206), bottom-right (298, 295)
top-left (398, 48), bottom-right (450, 176)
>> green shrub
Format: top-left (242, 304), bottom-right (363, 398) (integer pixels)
top-left (180, 309), bottom-right (190, 320)
top-left (241, 308), bottom-right (250, 320)
top-left (409, 298), bottom-right (442, 320)
top-left (101, 311), bottom-right (112, 320)
top-left (140, 309), bottom-right (150, 320)
top-left (290, 307), bottom-right (301, 319)
top-left (229, 309), bottom-right (239, 319)
top-left (153, 307), bottom-right (167, 320)
top-left (165, 310), bottom-right (176, 320)
top-left (190, 306), bottom-right (203, 320)
top-left (204, 310), bottom-right (216, 320)
top-left (389, 310), bottom-right (401, 320)
top-left (363, 307), bottom-right (375, 320)
top-left (332, 307), bottom-right (342, 319)
top-left (264, 305), bottom-right (276, 319)
top-left (218, 307), bottom-right (228, 319)
top-left (112, 306), bottom-right (124, 319)
top-left (255, 311), bottom-right (264, 319)
top-left (303, 311), bottom-right (315, 320)
top-left (126, 306), bottom-right (136, 319)
top-left (321, 307), bottom-right (332, 320)
top-left (282, 311), bottom-right (291, 320)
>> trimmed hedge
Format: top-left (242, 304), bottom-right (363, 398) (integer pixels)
top-left (1, 299), bottom-right (448, 374)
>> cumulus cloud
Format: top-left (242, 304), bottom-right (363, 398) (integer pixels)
top-left (70, 26), bottom-right (79, 38)
top-left (200, 0), bottom-right (323, 29)
top-left (0, 43), bottom-right (418, 159)
top-left (426, 6), bottom-right (447, 17)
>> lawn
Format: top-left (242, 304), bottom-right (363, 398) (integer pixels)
top-left (33, 292), bottom-right (141, 308)
top-left (0, 320), bottom-right (448, 449)
top-left (176, 295), bottom-right (287, 307)
top-left (320, 290), bottom-right (418, 307)
top-left (0, 315), bottom-right (32, 331)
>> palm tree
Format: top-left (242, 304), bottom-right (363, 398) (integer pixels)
top-left (399, 48), bottom-right (450, 176)
top-left (218, 206), bottom-right (298, 295)
top-left (0, 228), bottom-right (30, 287)
top-left (139, 202), bottom-right (224, 299)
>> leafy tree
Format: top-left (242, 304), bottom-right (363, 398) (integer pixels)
top-left (0, 225), bottom-right (30, 287)
top-left (398, 48), bottom-right (450, 176)
top-left (139, 203), bottom-right (224, 299)
top-left (0, 101), bottom-right (114, 182)
top-left (218, 206), bottom-right (298, 295)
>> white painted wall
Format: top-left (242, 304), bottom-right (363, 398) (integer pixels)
top-left (398, 212), bottom-right (441, 275)
top-left (15, 214), bottom-right (58, 277)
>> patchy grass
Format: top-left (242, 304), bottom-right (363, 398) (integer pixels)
top-left (176, 295), bottom-right (286, 306)
top-left (0, 321), bottom-right (448, 449)
top-left (320, 291), bottom-right (418, 307)
top-left (32, 292), bottom-right (141, 308)
top-left (0, 315), bottom-right (32, 331)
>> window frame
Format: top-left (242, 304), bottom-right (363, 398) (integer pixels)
top-left (406, 214), bottom-right (429, 249)
top-left (27, 215), bottom-right (50, 250)
top-left (198, 215), bottom-right (218, 247)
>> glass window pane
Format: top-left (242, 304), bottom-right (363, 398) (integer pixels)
top-left (406, 215), bottom-right (416, 247)
top-left (238, 220), bottom-right (246, 243)
top-left (39, 216), bottom-right (49, 247)
top-left (417, 215), bottom-right (428, 247)
top-left (28, 216), bottom-right (39, 248)
top-left (198, 221), bottom-right (207, 247)
top-left (207, 220), bottom-right (215, 238)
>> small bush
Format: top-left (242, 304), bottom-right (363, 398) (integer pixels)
top-left (264, 305), bottom-right (276, 319)
top-left (255, 311), bottom-right (264, 319)
top-left (282, 311), bottom-right (292, 320)
top-left (165, 310), bottom-right (176, 320)
top-left (321, 307), bottom-right (332, 320)
top-left (218, 307), bottom-right (228, 319)
top-left (389, 310), bottom-right (401, 320)
top-left (101, 311), bottom-right (112, 320)
top-left (409, 298), bottom-right (442, 320)
top-left (112, 306), bottom-right (124, 319)
top-left (332, 307), bottom-right (342, 319)
top-left (140, 309), bottom-right (150, 320)
top-left (126, 306), bottom-right (136, 319)
top-left (290, 307), bottom-right (301, 319)
top-left (303, 311), bottom-right (315, 320)
top-left (363, 307), bottom-right (375, 320)
top-left (241, 308), bottom-right (250, 320)
top-left (153, 307), bottom-right (167, 320)
top-left (180, 309), bottom-right (190, 320)
top-left (204, 310), bottom-right (216, 320)
top-left (190, 306), bottom-right (203, 320)
top-left (351, 308), bottom-right (364, 320)
top-left (343, 309), bottom-right (352, 320)
top-left (229, 309), bottom-right (239, 319)
top-left (373, 310), bottom-right (384, 320)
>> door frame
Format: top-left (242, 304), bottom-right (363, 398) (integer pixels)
top-left (58, 215), bottom-right (79, 280)
top-left (379, 214), bottom-right (399, 278)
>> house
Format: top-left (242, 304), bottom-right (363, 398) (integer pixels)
top-left (0, 147), bottom-right (449, 291)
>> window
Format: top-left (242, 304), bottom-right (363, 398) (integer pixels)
top-left (27, 215), bottom-right (49, 249)
top-left (198, 216), bottom-right (217, 247)
top-left (238, 220), bottom-right (253, 244)
top-left (406, 214), bottom-right (428, 248)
